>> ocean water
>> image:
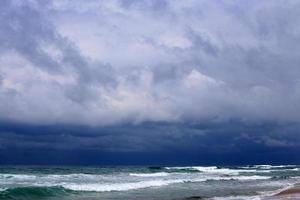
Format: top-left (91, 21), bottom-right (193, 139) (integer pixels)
top-left (0, 165), bottom-right (300, 200)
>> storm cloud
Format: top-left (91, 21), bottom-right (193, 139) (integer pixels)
top-left (1, 0), bottom-right (300, 125)
top-left (1, 0), bottom-right (300, 164)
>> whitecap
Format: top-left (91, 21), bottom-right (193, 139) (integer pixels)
top-left (0, 174), bottom-right (37, 180)
top-left (62, 179), bottom-right (183, 192)
top-left (129, 172), bottom-right (169, 177)
top-left (61, 175), bottom-right (271, 192)
top-left (164, 166), bottom-right (255, 175)
top-left (203, 175), bottom-right (271, 181)
top-left (210, 195), bottom-right (262, 200)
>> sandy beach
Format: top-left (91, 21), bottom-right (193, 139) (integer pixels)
top-left (275, 184), bottom-right (300, 196)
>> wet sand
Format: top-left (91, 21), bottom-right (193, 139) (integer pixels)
top-left (275, 184), bottom-right (300, 196)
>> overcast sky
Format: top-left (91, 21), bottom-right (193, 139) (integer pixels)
top-left (1, 0), bottom-right (300, 165)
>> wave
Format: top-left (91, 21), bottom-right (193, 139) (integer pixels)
top-left (62, 179), bottom-right (184, 192)
top-left (0, 173), bottom-right (106, 181)
top-left (165, 166), bottom-right (217, 170)
top-left (210, 194), bottom-right (262, 200)
top-left (129, 172), bottom-right (169, 177)
top-left (162, 165), bottom-right (300, 176)
top-left (0, 174), bottom-right (37, 180)
top-left (192, 175), bottom-right (271, 183)
top-left (164, 166), bottom-right (222, 173)
top-left (240, 165), bottom-right (298, 170)
top-left (164, 166), bottom-right (254, 175)
top-left (0, 175), bottom-right (272, 194)
top-left (62, 175), bottom-right (271, 192)
top-left (0, 186), bottom-right (71, 200)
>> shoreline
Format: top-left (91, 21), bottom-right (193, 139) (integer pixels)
top-left (274, 184), bottom-right (300, 196)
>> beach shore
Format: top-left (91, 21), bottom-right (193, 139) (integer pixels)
top-left (275, 184), bottom-right (300, 196)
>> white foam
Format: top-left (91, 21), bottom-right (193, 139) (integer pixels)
top-left (62, 179), bottom-right (183, 192)
top-left (241, 165), bottom-right (298, 170)
top-left (211, 195), bottom-right (262, 200)
top-left (254, 165), bottom-right (273, 169)
top-left (0, 173), bottom-right (107, 183)
top-left (129, 172), bottom-right (169, 177)
top-left (271, 165), bottom-right (297, 168)
top-left (206, 168), bottom-right (253, 175)
top-left (190, 166), bottom-right (218, 171)
top-left (0, 170), bottom-right (275, 194)
top-left (231, 175), bottom-right (271, 180)
top-left (0, 174), bottom-right (37, 180)
top-left (164, 166), bottom-right (254, 175)
top-left (47, 173), bottom-right (105, 179)
top-left (165, 166), bottom-right (217, 171)
top-left (205, 175), bottom-right (271, 181)
top-left (61, 174), bottom-right (271, 192)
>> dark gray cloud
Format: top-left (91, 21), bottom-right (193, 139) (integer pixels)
top-left (2, 120), bottom-right (300, 152)
top-left (1, 121), bottom-right (300, 165)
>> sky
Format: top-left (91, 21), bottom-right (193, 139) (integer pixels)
top-left (1, 0), bottom-right (300, 165)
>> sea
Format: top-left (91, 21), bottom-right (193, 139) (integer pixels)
top-left (0, 165), bottom-right (300, 200)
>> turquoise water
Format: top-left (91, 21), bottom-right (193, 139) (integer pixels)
top-left (0, 165), bottom-right (300, 200)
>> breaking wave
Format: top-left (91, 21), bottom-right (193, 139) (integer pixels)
top-left (129, 172), bottom-right (170, 177)
top-left (164, 166), bottom-right (254, 175)
top-left (62, 175), bottom-right (271, 192)
top-left (0, 175), bottom-right (272, 194)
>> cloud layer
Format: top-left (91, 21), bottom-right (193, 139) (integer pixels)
top-left (1, 0), bottom-right (300, 126)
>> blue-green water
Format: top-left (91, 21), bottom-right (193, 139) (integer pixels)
top-left (0, 165), bottom-right (300, 200)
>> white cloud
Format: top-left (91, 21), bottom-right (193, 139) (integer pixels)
top-left (1, 0), bottom-right (300, 125)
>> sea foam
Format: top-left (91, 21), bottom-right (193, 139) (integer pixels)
top-left (129, 172), bottom-right (169, 177)
top-left (164, 166), bottom-right (254, 175)
top-left (61, 175), bottom-right (271, 192)
top-left (62, 179), bottom-right (183, 192)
